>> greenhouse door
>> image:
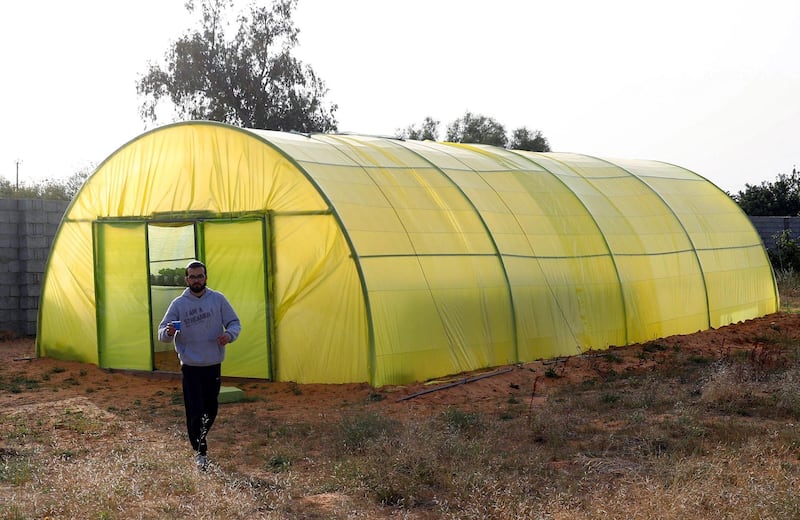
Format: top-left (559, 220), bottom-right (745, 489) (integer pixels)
top-left (202, 219), bottom-right (271, 379)
top-left (94, 221), bottom-right (153, 370)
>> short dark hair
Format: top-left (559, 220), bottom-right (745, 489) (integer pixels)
top-left (185, 261), bottom-right (207, 277)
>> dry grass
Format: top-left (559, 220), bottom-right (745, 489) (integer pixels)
top-left (0, 398), bottom-right (293, 519)
top-left (2, 282), bottom-right (800, 519)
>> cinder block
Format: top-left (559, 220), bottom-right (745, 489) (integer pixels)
top-left (0, 296), bottom-right (19, 310)
top-left (20, 296), bottom-right (39, 310)
top-left (0, 319), bottom-right (18, 331)
top-left (24, 260), bottom-right (45, 273)
top-left (45, 221), bottom-right (60, 233)
top-left (0, 243), bottom-right (19, 256)
top-left (0, 261), bottom-right (20, 273)
top-left (0, 211), bottom-right (18, 225)
top-left (23, 321), bottom-right (37, 336)
top-left (44, 200), bottom-right (68, 213)
top-left (23, 210), bottom-right (46, 224)
top-left (22, 272), bottom-right (43, 285)
top-left (0, 235), bottom-right (18, 249)
top-left (18, 199), bottom-right (41, 211)
top-left (22, 235), bottom-right (48, 249)
top-left (218, 386), bottom-right (245, 403)
top-left (23, 223), bottom-right (45, 235)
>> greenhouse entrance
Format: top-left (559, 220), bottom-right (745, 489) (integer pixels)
top-left (93, 217), bottom-right (272, 378)
top-left (148, 222), bottom-right (199, 372)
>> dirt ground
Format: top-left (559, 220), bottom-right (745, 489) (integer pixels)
top-left (4, 311), bottom-right (800, 518)
top-left (3, 311), bottom-right (798, 422)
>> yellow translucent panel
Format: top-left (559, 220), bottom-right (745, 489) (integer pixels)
top-left (94, 222), bottom-right (152, 370)
top-left (204, 219), bottom-right (270, 379)
top-left (37, 220), bottom-right (98, 363)
top-left (701, 247), bottom-right (780, 326)
top-left (39, 123), bottom-right (329, 369)
top-left (271, 214), bottom-right (368, 383)
top-left (505, 255), bottom-right (626, 360)
top-left (69, 127), bottom-right (325, 220)
top-left (363, 255), bottom-right (514, 385)
top-left (615, 252), bottom-right (709, 342)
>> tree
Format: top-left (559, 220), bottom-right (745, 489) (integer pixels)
top-left (410, 111), bottom-right (554, 150)
top-left (63, 166), bottom-right (93, 199)
top-left (137, 0), bottom-right (337, 133)
top-left (769, 229), bottom-right (800, 272)
top-left (0, 177), bottom-right (70, 200)
top-left (445, 111), bottom-right (508, 147)
top-left (396, 116), bottom-right (440, 141)
top-left (734, 168), bottom-right (800, 216)
top-left (0, 164), bottom-right (93, 201)
top-left (509, 126), bottom-right (551, 152)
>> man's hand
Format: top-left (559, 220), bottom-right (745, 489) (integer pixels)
top-left (217, 332), bottom-right (231, 346)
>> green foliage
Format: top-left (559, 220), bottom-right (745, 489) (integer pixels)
top-left (400, 112), bottom-right (551, 151)
top-left (338, 412), bottom-right (395, 453)
top-left (0, 376), bottom-right (40, 394)
top-left (509, 126), bottom-right (551, 151)
top-left (0, 167), bottom-right (91, 201)
top-left (396, 116), bottom-right (440, 141)
top-left (642, 341), bottom-right (669, 353)
top-left (769, 229), bottom-right (800, 272)
top-left (149, 267), bottom-right (186, 287)
top-left (441, 407), bottom-right (481, 431)
top-left (445, 111), bottom-right (508, 147)
top-left (266, 453), bottom-right (292, 472)
top-left (137, 0), bottom-right (337, 133)
top-left (600, 392), bottom-right (620, 405)
top-left (734, 167), bottom-right (800, 216)
top-left (544, 366), bottom-right (560, 378)
top-left (0, 449), bottom-right (33, 485)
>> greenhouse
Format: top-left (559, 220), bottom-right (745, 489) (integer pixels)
top-left (36, 121), bottom-right (778, 386)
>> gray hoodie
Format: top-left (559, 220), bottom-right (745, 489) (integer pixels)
top-left (158, 287), bottom-right (242, 367)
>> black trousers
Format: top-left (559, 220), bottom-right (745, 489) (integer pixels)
top-left (181, 363), bottom-right (221, 455)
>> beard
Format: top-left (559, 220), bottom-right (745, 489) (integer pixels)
top-left (190, 282), bottom-right (206, 294)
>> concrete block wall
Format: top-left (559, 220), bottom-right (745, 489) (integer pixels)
top-left (0, 198), bottom-right (69, 336)
top-left (749, 216), bottom-right (800, 252)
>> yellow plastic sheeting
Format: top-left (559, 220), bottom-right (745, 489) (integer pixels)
top-left (605, 158), bottom-right (778, 325)
top-left (37, 220), bottom-right (99, 363)
top-left (79, 125), bottom-right (328, 217)
top-left (617, 159), bottom-right (779, 325)
top-left (38, 123), bottom-right (329, 368)
top-left (701, 248), bottom-right (779, 325)
top-left (271, 214), bottom-right (369, 384)
top-left (269, 133), bottom-right (515, 384)
top-left (506, 255), bottom-right (626, 360)
top-left (37, 121), bottom-right (778, 387)
top-left (519, 153), bottom-right (710, 342)
top-left (203, 219), bottom-right (270, 379)
top-left (404, 142), bottom-right (628, 356)
top-left (362, 255), bottom-right (513, 385)
top-left (94, 222), bottom-right (152, 370)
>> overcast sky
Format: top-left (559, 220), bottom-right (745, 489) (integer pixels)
top-left (2, 0), bottom-right (797, 194)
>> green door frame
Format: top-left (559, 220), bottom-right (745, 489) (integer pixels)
top-left (200, 217), bottom-right (272, 379)
top-left (93, 215), bottom-right (273, 378)
top-left (93, 221), bottom-right (154, 370)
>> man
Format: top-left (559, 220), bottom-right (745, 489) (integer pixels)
top-left (158, 260), bottom-right (241, 471)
